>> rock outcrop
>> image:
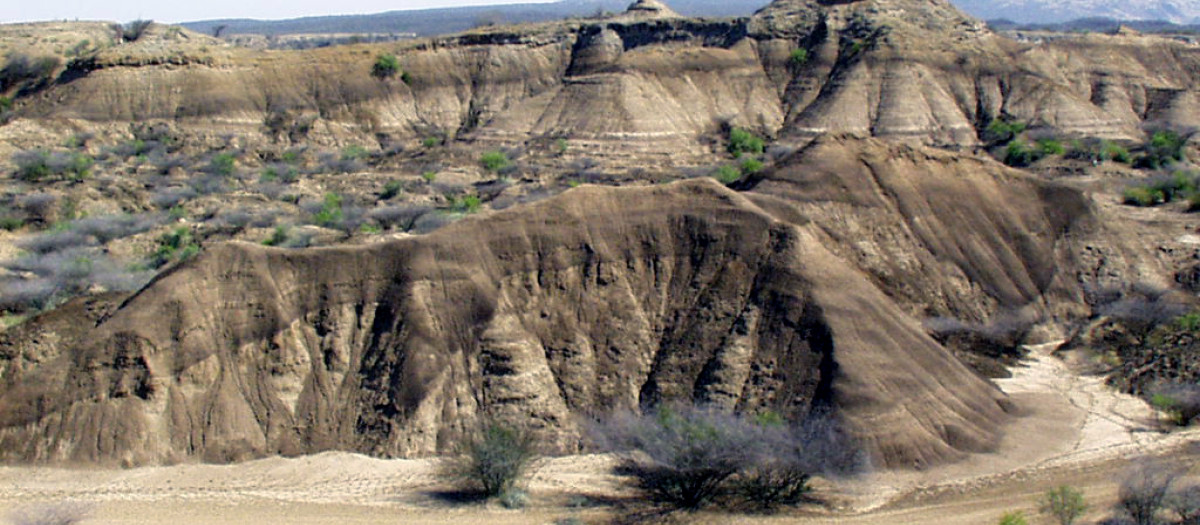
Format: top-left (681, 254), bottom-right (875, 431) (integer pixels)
top-left (8, 0), bottom-right (1197, 157)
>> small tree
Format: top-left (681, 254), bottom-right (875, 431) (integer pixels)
top-left (114, 20), bottom-right (154, 42)
top-left (372, 53), bottom-right (400, 79)
top-left (1119, 461), bottom-right (1184, 525)
top-left (446, 422), bottom-right (537, 498)
top-left (1040, 485), bottom-right (1087, 525)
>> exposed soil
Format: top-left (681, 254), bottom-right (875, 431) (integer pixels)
top-left (0, 342), bottom-right (1192, 524)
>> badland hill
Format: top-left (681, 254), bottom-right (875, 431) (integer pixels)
top-left (0, 0), bottom-right (1197, 471)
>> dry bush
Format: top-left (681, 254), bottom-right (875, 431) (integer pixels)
top-left (6, 501), bottom-right (92, 525)
top-left (444, 423), bottom-right (538, 498)
top-left (1168, 483), bottom-right (1200, 524)
top-left (589, 405), bottom-right (863, 511)
top-left (1118, 461), bottom-right (1185, 525)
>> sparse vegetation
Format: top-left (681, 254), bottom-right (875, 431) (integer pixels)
top-left (1122, 171), bottom-right (1199, 207)
top-left (1135, 129), bottom-right (1188, 169)
top-left (12, 150), bottom-right (94, 182)
top-left (997, 510), bottom-right (1029, 525)
top-left (1040, 485), bottom-right (1087, 525)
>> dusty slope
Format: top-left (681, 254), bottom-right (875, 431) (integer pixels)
top-left (0, 341), bottom-right (1192, 525)
top-left (5, 0), bottom-right (1200, 159)
top-left (0, 176), bottom-right (1013, 468)
top-left (0, 136), bottom-right (1123, 469)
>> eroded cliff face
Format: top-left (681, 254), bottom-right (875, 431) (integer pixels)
top-left (10, 0), bottom-right (1199, 157)
top-left (0, 137), bottom-right (1120, 469)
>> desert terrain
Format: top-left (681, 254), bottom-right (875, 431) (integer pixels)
top-left (1, 0), bottom-right (1200, 523)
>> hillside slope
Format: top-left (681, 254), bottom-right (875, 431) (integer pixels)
top-left (7, 0), bottom-right (1200, 161)
top-left (0, 136), bottom-right (1125, 468)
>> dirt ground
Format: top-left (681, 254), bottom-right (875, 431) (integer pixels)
top-left (1, 342), bottom-right (1196, 524)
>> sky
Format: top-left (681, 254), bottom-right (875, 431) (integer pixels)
top-left (5, 0), bottom-right (559, 24)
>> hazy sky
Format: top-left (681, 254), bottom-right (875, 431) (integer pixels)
top-left (6, 0), bottom-right (559, 24)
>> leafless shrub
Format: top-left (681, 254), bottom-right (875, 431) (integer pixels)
top-left (367, 204), bottom-right (431, 231)
top-left (1092, 284), bottom-right (1188, 329)
top-left (71, 213), bottom-right (164, 243)
top-left (1118, 460), bottom-right (1185, 525)
top-left (411, 212), bottom-right (457, 234)
top-left (17, 230), bottom-right (95, 254)
top-left (0, 248), bottom-right (152, 311)
top-left (588, 404), bottom-right (863, 511)
top-left (151, 187), bottom-right (197, 209)
top-left (211, 209), bottom-right (254, 232)
top-left (6, 501), bottom-right (92, 525)
top-left (1167, 482), bottom-right (1200, 524)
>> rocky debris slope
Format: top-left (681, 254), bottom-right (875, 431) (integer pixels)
top-left (0, 136), bottom-right (1126, 469)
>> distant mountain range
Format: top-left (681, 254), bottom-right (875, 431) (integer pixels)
top-left (180, 0), bottom-right (1200, 37)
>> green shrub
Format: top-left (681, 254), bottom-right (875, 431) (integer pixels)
top-left (728, 128), bottom-right (765, 158)
top-left (985, 118), bottom-right (1027, 144)
top-left (0, 96), bottom-right (11, 112)
top-left (997, 511), bottom-right (1028, 525)
top-left (262, 225), bottom-right (289, 246)
top-left (371, 53), bottom-right (400, 79)
top-left (789, 48), bottom-right (809, 66)
top-left (740, 158), bottom-right (765, 175)
top-left (1123, 186), bottom-right (1164, 207)
top-left (1136, 129), bottom-right (1187, 169)
top-left (1102, 141), bottom-right (1132, 164)
top-left (422, 136), bottom-right (441, 148)
top-left (381, 180), bottom-right (403, 200)
top-left (1038, 138), bottom-right (1066, 156)
top-left (449, 194), bottom-right (482, 214)
top-left (712, 165), bottom-right (743, 184)
top-left (1040, 485), bottom-right (1087, 525)
top-left (1004, 140), bottom-right (1040, 167)
top-left (446, 423), bottom-right (537, 498)
top-left (341, 144), bottom-right (367, 161)
top-left (208, 153), bottom-right (236, 176)
top-left (422, 171), bottom-right (437, 183)
top-left (480, 150), bottom-right (510, 172)
top-left (151, 227), bottom-right (198, 268)
top-left (555, 137), bottom-right (569, 155)
top-left (13, 150), bottom-right (51, 181)
top-left (0, 208), bottom-right (24, 231)
top-left (313, 193), bottom-right (344, 227)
